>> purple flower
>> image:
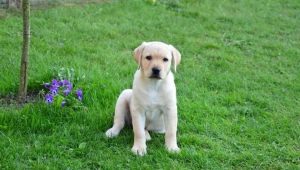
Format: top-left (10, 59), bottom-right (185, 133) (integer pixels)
top-left (45, 93), bottom-right (53, 104)
top-left (44, 83), bottom-right (51, 89)
top-left (50, 86), bottom-right (58, 95)
top-left (76, 89), bottom-right (83, 101)
top-left (61, 100), bottom-right (66, 107)
top-left (63, 88), bottom-right (71, 96)
top-left (66, 83), bottom-right (73, 91)
top-left (61, 79), bottom-right (73, 89)
top-left (44, 78), bottom-right (83, 107)
top-left (51, 79), bottom-right (60, 88)
top-left (61, 79), bottom-right (71, 86)
top-left (58, 80), bottom-right (64, 86)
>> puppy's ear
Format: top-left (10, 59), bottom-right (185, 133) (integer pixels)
top-left (169, 45), bottom-right (181, 72)
top-left (133, 42), bottom-right (147, 68)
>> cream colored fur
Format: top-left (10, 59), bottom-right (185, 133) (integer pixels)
top-left (105, 41), bottom-right (181, 156)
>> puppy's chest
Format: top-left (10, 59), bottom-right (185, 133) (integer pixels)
top-left (134, 84), bottom-right (170, 113)
top-left (143, 89), bottom-right (165, 108)
top-left (144, 91), bottom-right (164, 120)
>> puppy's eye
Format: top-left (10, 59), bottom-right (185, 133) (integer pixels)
top-left (146, 56), bottom-right (152, 60)
top-left (163, 58), bottom-right (169, 62)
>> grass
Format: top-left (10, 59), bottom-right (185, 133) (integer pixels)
top-left (0, 0), bottom-right (299, 169)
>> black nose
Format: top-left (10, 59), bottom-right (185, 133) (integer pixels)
top-left (152, 67), bottom-right (160, 75)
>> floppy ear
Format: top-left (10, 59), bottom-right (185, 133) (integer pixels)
top-left (169, 45), bottom-right (181, 72)
top-left (133, 42), bottom-right (147, 68)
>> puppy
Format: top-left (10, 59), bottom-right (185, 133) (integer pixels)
top-left (105, 41), bottom-right (181, 156)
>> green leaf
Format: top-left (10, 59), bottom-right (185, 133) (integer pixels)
top-left (79, 142), bottom-right (87, 149)
top-left (54, 95), bottom-right (65, 107)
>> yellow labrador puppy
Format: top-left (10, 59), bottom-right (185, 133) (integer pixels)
top-left (105, 41), bottom-right (181, 156)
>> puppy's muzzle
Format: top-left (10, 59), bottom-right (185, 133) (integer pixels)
top-left (150, 67), bottom-right (161, 79)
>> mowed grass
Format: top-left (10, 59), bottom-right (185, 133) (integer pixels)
top-left (0, 0), bottom-right (300, 169)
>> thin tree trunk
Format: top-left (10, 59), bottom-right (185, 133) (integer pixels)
top-left (18, 0), bottom-right (30, 103)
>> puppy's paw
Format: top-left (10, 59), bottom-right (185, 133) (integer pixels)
top-left (131, 144), bottom-right (147, 156)
top-left (166, 144), bottom-right (180, 153)
top-left (105, 128), bottom-right (119, 138)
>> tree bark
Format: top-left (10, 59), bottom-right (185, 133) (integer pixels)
top-left (18, 0), bottom-right (30, 103)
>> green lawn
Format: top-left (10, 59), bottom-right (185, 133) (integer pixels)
top-left (0, 0), bottom-right (299, 169)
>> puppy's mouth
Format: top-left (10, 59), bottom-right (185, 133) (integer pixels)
top-left (149, 75), bottom-right (162, 79)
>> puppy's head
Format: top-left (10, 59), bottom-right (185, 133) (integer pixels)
top-left (133, 41), bottom-right (181, 80)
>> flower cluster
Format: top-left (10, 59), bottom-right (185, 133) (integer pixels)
top-left (44, 79), bottom-right (83, 107)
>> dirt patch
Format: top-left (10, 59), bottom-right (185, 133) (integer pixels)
top-left (0, 90), bottom-right (42, 107)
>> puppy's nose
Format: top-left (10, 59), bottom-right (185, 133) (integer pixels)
top-left (152, 67), bottom-right (160, 75)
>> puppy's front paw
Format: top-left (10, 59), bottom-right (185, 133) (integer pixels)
top-left (166, 144), bottom-right (180, 153)
top-left (131, 144), bottom-right (147, 156)
top-left (105, 128), bottom-right (119, 138)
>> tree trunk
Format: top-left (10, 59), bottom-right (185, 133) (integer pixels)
top-left (18, 0), bottom-right (30, 103)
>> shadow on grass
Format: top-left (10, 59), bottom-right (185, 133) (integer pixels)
top-left (0, 72), bottom-right (53, 107)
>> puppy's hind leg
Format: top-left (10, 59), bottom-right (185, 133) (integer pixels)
top-left (106, 89), bottom-right (132, 138)
top-left (145, 130), bottom-right (151, 141)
